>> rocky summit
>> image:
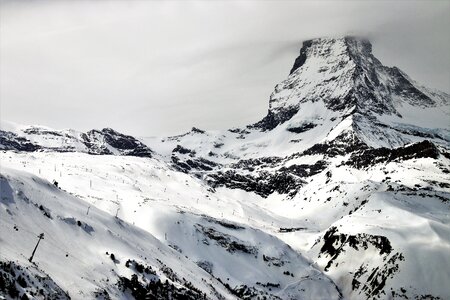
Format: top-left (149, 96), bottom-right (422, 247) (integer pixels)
top-left (1, 37), bottom-right (449, 300)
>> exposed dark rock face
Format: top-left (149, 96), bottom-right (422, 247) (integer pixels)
top-left (0, 130), bottom-right (40, 152)
top-left (0, 261), bottom-right (70, 299)
top-left (83, 128), bottom-right (153, 157)
top-left (202, 156), bottom-right (326, 198)
top-left (318, 226), bottom-right (404, 298)
top-left (228, 128), bottom-right (250, 135)
top-left (290, 39), bottom-right (313, 74)
top-left (171, 155), bottom-right (218, 173)
top-left (23, 128), bottom-right (63, 136)
top-left (206, 169), bottom-right (303, 198)
top-left (279, 160), bottom-right (328, 177)
top-left (231, 156), bottom-right (284, 171)
top-left (172, 145), bottom-right (195, 155)
top-left (199, 153), bottom-right (323, 195)
top-left (303, 131), bottom-right (368, 157)
top-left (119, 258), bottom-right (211, 299)
top-left (118, 273), bottom-right (206, 299)
top-left (279, 227), bottom-right (306, 233)
top-left (286, 122), bottom-right (317, 133)
top-left (352, 252), bottom-right (405, 298)
top-left (346, 140), bottom-right (440, 169)
top-left (320, 227), bottom-right (393, 265)
top-left (101, 128), bottom-right (139, 149)
top-left (194, 224), bottom-right (258, 255)
top-left (202, 216), bottom-right (245, 230)
top-left (231, 284), bottom-right (281, 300)
top-left (249, 107), bottom-right (299, 131)
top-left (191, 127), bottom-right (205, 134)
top-left (171, 145), bottom-right (219, 173)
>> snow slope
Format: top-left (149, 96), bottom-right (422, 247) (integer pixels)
top-left (0, 167), bottom-right (237, 299)
top-left (0, 153), bottom-right (341, 299)
top-left (1, 140), bottom-right (449, 299)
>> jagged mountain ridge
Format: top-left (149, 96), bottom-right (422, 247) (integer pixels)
top-left (1, 36), bottom-right (449, 300)
top-left (0, 123), bottom-right (153, 157)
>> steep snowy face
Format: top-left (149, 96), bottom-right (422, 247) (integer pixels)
top-left (253, 37), bottom-right (449, 133)
top-left (253, 37), bottom-right (355, 130)
top-left (274, 38), bottom-right (355, 113)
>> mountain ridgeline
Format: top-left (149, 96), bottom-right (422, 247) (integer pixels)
top-left (1, 37), bottom-right (449, 300)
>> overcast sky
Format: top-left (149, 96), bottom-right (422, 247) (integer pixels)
top-left (1, 1), bottom-right (449, 136)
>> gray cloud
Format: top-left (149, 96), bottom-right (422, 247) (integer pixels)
top-left (1, 0), bottom-right (449, 136)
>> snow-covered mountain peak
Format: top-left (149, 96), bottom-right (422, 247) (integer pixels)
top-left (249, 36), bottom-right (449, 149)
top-left (1, 37), bottom-right (450, 300)
top-left (256, 36), bottom-right (447, 129)
top-left (288, 36), bottom-right (372, 75)
top-left (252, 37), bottom-right (356, 131)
